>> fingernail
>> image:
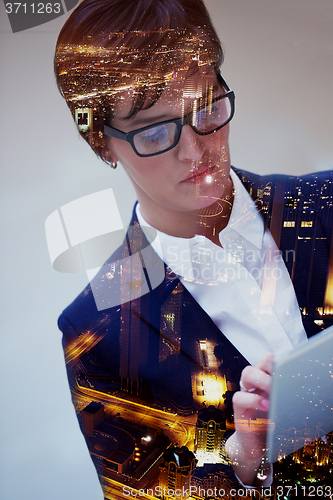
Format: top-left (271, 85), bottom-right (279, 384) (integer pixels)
top-left (260, 398), bottom-right (270, 410)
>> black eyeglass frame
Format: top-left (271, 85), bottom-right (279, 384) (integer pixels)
top-left (103, 74), bottom-right (235, 158)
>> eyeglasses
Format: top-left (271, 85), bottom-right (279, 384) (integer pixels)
top-left (103, 75), bottom-right (235, 157)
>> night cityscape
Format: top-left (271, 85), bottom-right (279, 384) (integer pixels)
top-left (56, 33), bottom-right (333, 500)
top-left (64, 168), bottom-right (333, 499)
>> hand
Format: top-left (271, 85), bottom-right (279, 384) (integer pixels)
top-left (225, 353), bottom-right (274, 486)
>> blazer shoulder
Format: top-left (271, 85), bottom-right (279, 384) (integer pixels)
top-left (58, 230), bottom-right (131, 335)
top-left (57, 201), bottom-right (150, 335)
top-left (232, 165), bottom-right (333, 186)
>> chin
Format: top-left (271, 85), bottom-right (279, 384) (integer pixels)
top-left (196, 181), bottom-right (229, 206)
top-left (188, 195), bottom-right (225, 214)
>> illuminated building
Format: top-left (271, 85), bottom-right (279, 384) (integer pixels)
top-left (315, 438), bottom-right (330, 466)
top-left (81, 403), bottom-right (135, 474)
top-left (86, 422), bottom-right (135, 474)
top-left (119, 223), bottom-right (151, 396)
top-left (159, 446), bottom-right (197, 500)
top-left (191, 463), bottom-right (233, 499)
top-left (74, 107), bottom-right (93, 133)
top-left (292, 446), bottom-right (303, 464)
top-left (81, 402), bottom-right (171, 484)
top-left (192, 340), bottom-right (228, 409)
top-left (82, 401), bottom-right (104, 437)
top-left (195, 406), bottom-right (226, 455)
top-left (238, 170), bottom-right (333, 333)
top-left (159, 283), bottom-right (182, 370)
top-left (327, 431), bottom-right (333, 456)
top-left (291, 434), bottom-right (330, 466)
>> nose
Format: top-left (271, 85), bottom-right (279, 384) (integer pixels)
top-left (177, 124), bottom-right (205, 163)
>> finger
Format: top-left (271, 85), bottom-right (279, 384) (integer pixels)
top-left (241, 365), bottom-right (271, 396)
top-left (239, 380), bottom-right (256, 393)
top-left (233, 390), bottom-right (270, 413)
top-left (256, 353), bottom-right (275, 375)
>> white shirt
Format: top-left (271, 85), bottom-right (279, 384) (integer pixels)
top-left (136, 169), bottom-right (307, 366)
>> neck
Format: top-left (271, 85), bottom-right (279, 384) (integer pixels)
top-left (137, 177), bottom-right (234, 247)
top-left (195, 191), bottom-right (234, 246)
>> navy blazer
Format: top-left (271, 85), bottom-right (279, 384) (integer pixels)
top-left (58, 167), bottom-right (333, 490)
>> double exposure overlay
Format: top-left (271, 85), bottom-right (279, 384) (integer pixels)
top-left (56, 170), bottom-right (333, 499)
top-left (52, 0), bottom-right (333, 498)
top-left (54, 27), bottom-right (222, 161)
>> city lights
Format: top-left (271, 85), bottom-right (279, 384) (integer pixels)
top-left (54, 18), bottom-right (333, 499)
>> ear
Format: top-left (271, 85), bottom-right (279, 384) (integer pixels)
top-left (100, 146), bottom-right (118, 166)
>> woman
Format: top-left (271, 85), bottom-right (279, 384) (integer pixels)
top-left (55, 0), bottom-right (331, 496)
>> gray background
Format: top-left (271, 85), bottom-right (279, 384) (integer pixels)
top-left (0, 0), bottom-right (332, 498)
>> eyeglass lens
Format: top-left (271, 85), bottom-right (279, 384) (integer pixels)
top-left (133, 96), bottom-right (231, 156)
top-left (134, 122), bottom-right (178, 156)
top-left (195, 96), bottom-right (231, 133)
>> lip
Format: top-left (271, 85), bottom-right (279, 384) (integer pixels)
top-left (182, 165), bottom-right (217, 183)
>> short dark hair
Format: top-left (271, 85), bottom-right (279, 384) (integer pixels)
top-left (54, 0), bottom-right (224, 160)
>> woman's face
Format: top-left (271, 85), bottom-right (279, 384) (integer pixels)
top-left (107, 66), bottom-right (232, 226)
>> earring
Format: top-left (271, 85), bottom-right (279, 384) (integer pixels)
top-left (101, 149), bottom-right (117, 168)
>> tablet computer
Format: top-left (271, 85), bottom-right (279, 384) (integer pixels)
top-left (266, 325), bottom-right (333, 463)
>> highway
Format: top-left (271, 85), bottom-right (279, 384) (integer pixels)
top-left (73, 378), bottom-right (197, 448)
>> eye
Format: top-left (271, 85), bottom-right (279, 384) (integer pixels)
top-left (196, 105), bottom-right (216, 128)
top-left (195, 98), bottom-right (229, 131)
top-left (134, 122), bottom-right (177, 155)
top-left (140, 125), bottom-right (168, 144)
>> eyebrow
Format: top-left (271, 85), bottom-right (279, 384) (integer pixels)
top-left (125, 113), bottom-right (172, 128)
top-left (121, 83), bottom-right (224, 128)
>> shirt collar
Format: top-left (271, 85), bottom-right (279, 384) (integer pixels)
top-left (221, 169), bottom-right (264, 249)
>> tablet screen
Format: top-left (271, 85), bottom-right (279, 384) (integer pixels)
top-left (266, 326), bottom-right (333, 463)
